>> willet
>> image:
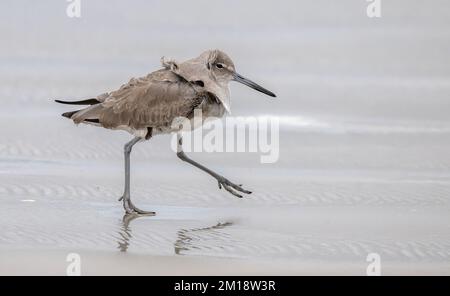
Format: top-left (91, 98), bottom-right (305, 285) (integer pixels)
top-left (55, 49), bottom-right (276, 215)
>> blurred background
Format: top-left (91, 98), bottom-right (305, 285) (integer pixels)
top-left (0, 0), bottom-right (449, 275)
top-left (1, 0), bottom-right (450, 168)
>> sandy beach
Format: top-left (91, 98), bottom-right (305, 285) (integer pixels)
top-left (1, 0), bottom-right (450, 275)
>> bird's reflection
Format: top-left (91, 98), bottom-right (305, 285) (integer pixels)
top-left (174, 222), bottom-right (233, 255)
top-left (117, 213), bottom-right (143, 252)
top-left (117, 214), bottom-right (233, 254)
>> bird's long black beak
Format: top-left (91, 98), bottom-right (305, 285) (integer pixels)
top-left (233, 72), bottom-right (276, 97)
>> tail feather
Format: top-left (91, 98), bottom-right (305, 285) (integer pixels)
top-left (84, 119), bottom-right (100, 123)
top-left (62, 110), bottom-right (81, 119)
top-left (55, 98), bottom-right (100, 105)
top-left (60, 103), bottom-right (103, 124)
top-left (71, 104), bottom-right (103, 124)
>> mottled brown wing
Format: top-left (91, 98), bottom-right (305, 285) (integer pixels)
top-left (98, 70), bottom-right (204, 130)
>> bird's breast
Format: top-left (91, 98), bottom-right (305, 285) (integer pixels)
top-left (200, 99), bottom-right (226, 119)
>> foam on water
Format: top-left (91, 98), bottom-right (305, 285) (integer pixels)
top-left (225, 115), bottom-right (450, 134)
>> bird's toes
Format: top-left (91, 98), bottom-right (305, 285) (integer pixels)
top-left (130, 205), bottom-right (156, 216)
top-left (222, 184), bottom-right (243, 198)
top-left (217, 178), bottom-right (252, 198)
top-left (228, 182), bottom-right (252, 195)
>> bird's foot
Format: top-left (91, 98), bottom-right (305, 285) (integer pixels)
top-left (122, 197), bottom-right (156, 216)
top-left (217, 177), bottom-right (252, 198)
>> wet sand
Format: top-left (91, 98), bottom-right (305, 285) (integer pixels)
top-left (1, 125), bottom-right (449, 275)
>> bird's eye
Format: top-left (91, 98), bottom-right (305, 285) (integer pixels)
top-left (216, 63), bottom-right (224, 69)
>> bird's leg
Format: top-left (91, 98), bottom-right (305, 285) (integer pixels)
top-left (119, 137), bottom-right (155, 215)
top-left (119, 137), bottom-right (140, 203)
top-left (176, 135), bottom-right (252, 198)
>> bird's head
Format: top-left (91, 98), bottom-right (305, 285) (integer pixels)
top-left (163, 49), bottom-right (276, 113)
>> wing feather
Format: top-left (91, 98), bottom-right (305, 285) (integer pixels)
top-left (83, 70), bottom-right (205, 130)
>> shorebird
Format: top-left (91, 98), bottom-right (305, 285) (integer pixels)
top-left (56, 49), bottom-right (276, 215)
